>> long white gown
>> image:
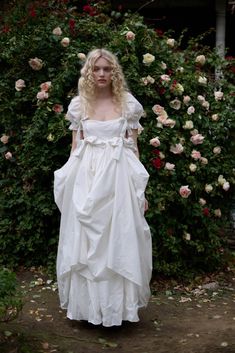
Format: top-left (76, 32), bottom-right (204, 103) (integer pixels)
top-left (54, 92), bottom-right (152, 327)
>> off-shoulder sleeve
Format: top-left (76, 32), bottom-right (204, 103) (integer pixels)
top-left (124, 92), bottom-right (144, 131)
top-left (65, 96), bottom-right (83, 131)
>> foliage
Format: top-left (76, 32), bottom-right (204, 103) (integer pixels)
top-left (0, 0), bottom-right (234, 277)
top-left (0, 268), bottom-right (23, 322)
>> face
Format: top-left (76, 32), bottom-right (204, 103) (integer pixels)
top-left (92, 57), bottom-right (112, 89)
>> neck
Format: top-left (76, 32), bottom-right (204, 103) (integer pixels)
top-left (94, 87), bottom-right (113, 99)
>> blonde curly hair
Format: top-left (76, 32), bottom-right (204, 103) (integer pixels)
top-left (78, 48), bottom-right (128, 113)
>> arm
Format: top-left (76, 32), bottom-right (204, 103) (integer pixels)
top-left (71, 130), bottom-right (78, 154)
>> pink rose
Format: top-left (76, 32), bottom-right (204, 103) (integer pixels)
top-left (36, 91), bottom-right (49, 100)
top-left (187, 106), bottom-right (195, 115)
top-left (170, 143), bottom-right (184, 154)
top-left (40, 81), bottom-right (51, 92)
top-left (152, 104), bottom-right (165, 115)
top-left (0, 134), bottom-right (9, 144)
top-left (52, 104), bottom-right (64, 113)
top-left (5, 151), bottom-right (12, 160)
top-left (183, 95), bottom-right (191, 105)
top-left (29, 57), bottom-right (43, 70)
top-left (126, 31), bottom-right (135, 41)
top-left (15, 79), bottom-right (26, 91)
top-left (150, 137), bottom-right (160, 147)
top-left (52, 26), bottom-right (62, 36)
top-left (190, 133), bottom-right (205, 145)
top-left (191, 150), bottom-right (201, 160)
top-left (164, 118), bottom-right (176, 128)
top-left (160, 74), bottom-right (171, 82)
top-left (199, 198), bottom-right (206, 206)
top-left (165, 162), bottom-right (175, 171)
top-left (179, 185), bottom-right (191, 198)
top-left (157, 115), bottom-right (167, 124)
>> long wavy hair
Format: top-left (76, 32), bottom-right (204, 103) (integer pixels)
top-left (78, 48), bottom-right (128, 113)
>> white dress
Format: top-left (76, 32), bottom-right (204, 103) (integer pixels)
top-left (54, 92), bottom-right (152, 327)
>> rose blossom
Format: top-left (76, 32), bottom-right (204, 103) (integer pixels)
top-left (213, 146), bottom-right (221, 154)
top-left (191, 150), bottom-right (201, 160)
top-left (157, 115), bottom-right (167, 124)
top-left (202, 101), bottom-right (210, 110)
top-left (52, 104), bottom-right (63, 113)
top-left (183, 120), bottom-right (194, 129)
top-left (179, 185), bottom-right (191, 198)
top-left (165, 162), bottom-right (175, 171)
top-left (189, 163), bottom-right (197, 172)
top-left (28, 57), bottom-right (43, 70)
top-left (190, 129), bottom-right (198, 136)
top-left (200, 157), bottom-right (208, 165)
top-left (159, 152), bottom-right (165, 159)
top-left (223, 181), bottom-right (230, 191)
top-left (218, 175), bottom-right (226, 185)
top-left (52, 26), bottom-right (62, 36)
top-left (197, 95), bottom-right (205, 103)
top-left (36, 91), bottom-right (49, 100)
top-left (214, 91), bottom-right (224, 101)
top-left (195, 55), bottom-right (206, 65)
top-left (160, 61), bottom-right (167, 70)
top-left (187, 106), bottom-right (195, 115)
top-left (152, 104), bottom-right (165, 115)
top-left (47, 133), bottom-right (54, 141)
top-left (77, 52), bottom-right (86, 61)
top-left (166, 38), bottom-right (175, 47)
top-left (170, 143), bottom-right (184, 154)
top-left (5, 151), bottom-right (12, 160)
top-left (15, 79), bottom-right (26, 91)
top-left (183, 232), bottom-right (191, 241)
top-left (176, 66), bottom-right (184, 73)
top-left (211, 113), bottom-right (219, 121)
top-left (40, 81), bottom-right (51, 92)
top-left (61, 37), bottom-right (70, 47)
top-left (160, 74), bottom-right (171, 82)
top-left (0, 134), bottom-right (9, 144)
top-left (199, 198), bottom-right (206, 206)
top-left (143, 53), bottom-right (155, 65)
top-left (169, 98), bottom-right (181, 110)
top-left (214, 209), bottom-right (222, 217)
top-left (183, 95), bottom-right (191, 105)
top-left (190, 133), bottom-right (205, 145)
top-left (205, 184), bottom-right (213, 193)
top-left (126, 31), bottom-right (135, 41)
top-left (198, 76), bottom-right (207, 85)
top-left (146, 75), bottom-right (155, 84)
top-left (164, 119), bottom-right (176, 128)
top-left (171, 82), bottom-right (184, 95)
top-left (150, 137), bottom-right (160, 147)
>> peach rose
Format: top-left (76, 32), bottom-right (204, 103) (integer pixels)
top-left (1, 134), bottom-right (9, 144)
top-left (77, 52), bottom-right (86, 61)
top-left (29, 57), bottom-right (43, 70)
top-left (40, 81), bottom-right (51, 92)
top-left (5, 151), bottom-right (12, 160)
top-left (213, 146), bottom-right (221, 154)
top-left (152, 104), bottom-right (165, 115)
top-left (195, 55), bottom-right (206, 65)
top-left (179, 185), bottom-right (191, 198)
top-left (126, 31), bottom-right (135, 41)
top-left (214, 209), bottom-right (222, 217)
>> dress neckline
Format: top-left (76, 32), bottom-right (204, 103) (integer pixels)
top-left (83, 116), bottom-right (124, 123)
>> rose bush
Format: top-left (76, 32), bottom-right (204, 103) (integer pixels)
top-left (0, 0), bottom-right (234, 277)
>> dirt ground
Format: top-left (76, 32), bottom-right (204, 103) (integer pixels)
top-left (0, 266), bottom-right (235, 353)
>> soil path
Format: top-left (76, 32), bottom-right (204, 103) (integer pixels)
top-left (0, 268), bottom-right (235, 353)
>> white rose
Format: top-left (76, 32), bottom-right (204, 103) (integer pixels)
top-left (189, 163), bottom-right (197, 172)
top-left (146, 75), bottom-right (155, 84)
top-left (195, 55), bottom-right (206, 65)
top-left (77, 52), bottom-right (86, 61)
top-left (160, 61), bottom-right (167, 70)
top-left (223, 182), bottom-right (230, 191)
top-left (205, 184), bottom-right (213, 193)
top-left (218, 175), bottom-right (226, 185)
top-left (213, 146), bottom-right (221, 154)
top-left (197, 95), bottom-right (205, 103)
top-left (61, 37), bottom-right (70, 47)
top-left (159, 152), bottom-right (165, 159)
top-left (165, 162), bottom-right (175, 171)
top-left (214, 209), bottom-right (222, 217)
top-left (199, 198), bottom-right (206, 206)
top-left (200, 157), bottom-right (208, 165)
top-left (52, 26), bottom-right (62, 36)
top-left (211, 114), bottom-right (219, 121)
top-left (183, 120), bottom-right (194, 129)
top-left (214, 91), bottom-right (224, 101)
top-left (143, 53), bottom-right (155, 65)
top-left (183, 95), bottom-right (191, 105)
top-left (169, 98), bottom-right (181, 110)
top-left (163, 118), bottom-right (176, 128)
top-left (170, 143), bottom-right (184, 154)
top-left (15, 79), bottom-right (26, 91)
top-left (183, 232), bottom-right (191, 241)
top-left (198, 76), bottom-right (207, 85)
top-left (166, 38), bottom-right (175, 47)
top-left (0, 134), bottom-right (9, 144)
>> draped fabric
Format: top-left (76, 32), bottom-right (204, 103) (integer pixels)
top-left (54, 92), bottom-right (152, 327)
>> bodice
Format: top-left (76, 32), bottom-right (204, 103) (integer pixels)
top-left (81, 117), bottom-right (127, 140)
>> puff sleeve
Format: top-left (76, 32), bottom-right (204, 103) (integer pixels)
top-left (65, 96), bottom-right (83, 131)
top-left (124, 92), bottom-right (144, 131)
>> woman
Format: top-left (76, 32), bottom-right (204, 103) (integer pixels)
top-left (54, 48), bottom-right (152, 327)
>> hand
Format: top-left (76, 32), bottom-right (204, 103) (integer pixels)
top-left (144, 198), bottom-right (149, 212)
